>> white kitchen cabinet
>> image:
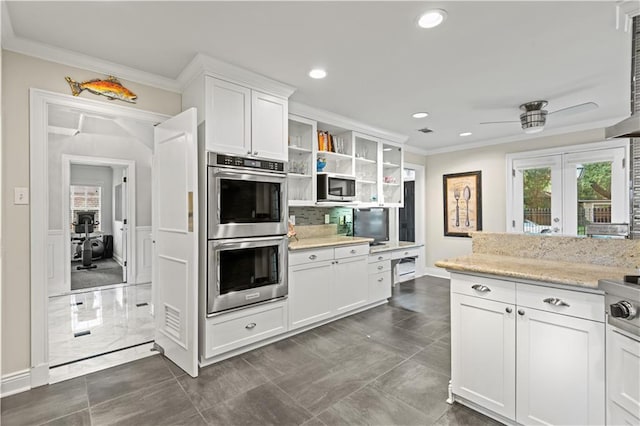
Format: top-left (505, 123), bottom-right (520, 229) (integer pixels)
top-left (251, 90), bottom-right (288, 160)
top-left (207, 78), bottom-right (251, 156)
top-left (288, 244), bottom-right (370, 329)
top-left (332, 255), bottom-right (368, 314)
top-left (289, 260), bottom-right (333, 329)
top-left (451, 293), bottom-right (516, 419)
top-left (450, 272), bottom-right (605, 426)
top-left (606, 325), bottom-right (640, 425)
top-left (288, 115), bottom-right (317, 206)
top-left (182, 70), bottom-right (292, 161)
top-left (368, 253), bottom-right (392, 303)
top-left (516, 306), bottom-right (605, 426)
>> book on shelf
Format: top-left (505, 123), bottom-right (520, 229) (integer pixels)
top-left (317, 131), bottom-right (336, 153)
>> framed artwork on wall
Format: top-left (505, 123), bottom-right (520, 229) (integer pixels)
top-left (443, 170), bottom-right (482, 237)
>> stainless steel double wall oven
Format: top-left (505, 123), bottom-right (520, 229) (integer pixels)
top-left (207, 153), bottom-right (288, 314)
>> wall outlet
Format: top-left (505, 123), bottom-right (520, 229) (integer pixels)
top-left (14, 187), bottom-right (29, 205)
top-left (289, 215), bottom-right (295, 225)
top-left (324, 214), bottom-right (330, 224)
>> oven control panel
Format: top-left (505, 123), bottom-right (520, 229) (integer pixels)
top-left (213, 153), bottom-right (285, 172)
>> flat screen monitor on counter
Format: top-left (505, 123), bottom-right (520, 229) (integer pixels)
top-left (353, 208), bottom-right (389, 246)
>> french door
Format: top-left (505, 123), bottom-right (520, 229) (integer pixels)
top-left (510, 143), bottom-right (628, 236)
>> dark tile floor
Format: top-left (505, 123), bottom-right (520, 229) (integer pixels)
top-left (1, 276), bottom-right (501, 426)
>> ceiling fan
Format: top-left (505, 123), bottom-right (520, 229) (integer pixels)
top-left (480, 100), bottom-right (599, 134)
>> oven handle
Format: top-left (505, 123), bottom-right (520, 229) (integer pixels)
top-left (213, 169), bottom-right (287, 181)
top-left (212, 236), bottom-right (287, 251)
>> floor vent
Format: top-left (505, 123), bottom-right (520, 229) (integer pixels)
top-left (136, 302), bottom-right (149, 307)
top-left (74, 330), bottom-right (91, 338)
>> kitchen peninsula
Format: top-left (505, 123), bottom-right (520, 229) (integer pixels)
top-left (436, 232), bottom-right (639, 425)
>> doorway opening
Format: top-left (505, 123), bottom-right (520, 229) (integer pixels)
top-left (36, 94), bottom-right (162, 383)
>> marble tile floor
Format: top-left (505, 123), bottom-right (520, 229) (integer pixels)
top-left (3, 276), bottom-right (501, 426)
top-left (48, 283), bottom-right (154, 368)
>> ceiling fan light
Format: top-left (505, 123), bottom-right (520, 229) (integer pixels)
top-left (520, 109), bottom-right (547, 134)
top-left (523, 125), bottom-right (545, 134)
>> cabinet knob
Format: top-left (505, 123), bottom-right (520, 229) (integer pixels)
top-left (471, 284), bottom-right (491, 293)
top-left (247, 150), bottom-right (251, 155)
top-left (505, 307), bottom-right (512, 314)
top-left (245, 322), bottom-right (257, 329)
top-left (518, 309), bottom-right (525, 316)
top-left (253, 151), bottom-right (258, 156)
top-left (350, 249), bottom-right (357, 254)
top-left (378, 256), bottom-right (383, 261)
top-left (377, 277), bottom-right (384, 282)
top-left (378, 265), bottom-right (384, 270)
top-left (309, 254), bottom-right (317, 260)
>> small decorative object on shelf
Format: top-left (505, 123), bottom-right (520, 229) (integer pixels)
top-left (317, 157), bottom-right (327, 172)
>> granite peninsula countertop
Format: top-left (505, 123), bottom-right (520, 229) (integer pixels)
top-left (435, 253), bottom-right (634, 290)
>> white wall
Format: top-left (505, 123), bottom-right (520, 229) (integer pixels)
top-left (48, 133), bottom-right (153, 229)
top-left (1, 50), bottom-right (181, 377)
top-left (69, 164), bottom-right (113, 234)
top-left (423, 128), bottom-right (607, 269)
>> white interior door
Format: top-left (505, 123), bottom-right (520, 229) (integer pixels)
top-left (120, 175), bottom-right (128, 283)
top-left (153, 108), bottom-right (198, 377)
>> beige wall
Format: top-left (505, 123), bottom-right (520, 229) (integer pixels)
top-left (1, 51), bottom-right (181, 375)
top-left (423, 128), bottom-right (606, 269)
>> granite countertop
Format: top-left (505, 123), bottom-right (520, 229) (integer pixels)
top-left (369, 241), bottom-right (423, 254)
top-left (288, 235), bottom-right (373, 251)
top-left (435, 253), bottom-right (635, 289)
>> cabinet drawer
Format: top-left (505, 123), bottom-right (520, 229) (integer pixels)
top-left (451, 273), bottom-right (516, 304)
top-left (517, 283), bottom-right (604, 322)
top-left (391, 247), bottom-right (420, 260)
top-left (369, 271), bottom-right (392, 302)
top-left (334, 244), bottom-right (369, 259)
top-left (289, 247), bottom-right (334, 266)
top-left (204, 300), bottom-right (288, 358)
top-left (369, 252), bottom-right (392, 263)
top-left (368, 260), bottom-right (391, 274)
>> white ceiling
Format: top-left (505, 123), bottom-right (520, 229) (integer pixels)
top-left (3, 1), bottom-right (633, 153)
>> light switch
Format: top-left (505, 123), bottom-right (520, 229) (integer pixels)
top-left (324, 214), bottom-right (330, 224)
top-left (14, 187), bottom-right (29, 205)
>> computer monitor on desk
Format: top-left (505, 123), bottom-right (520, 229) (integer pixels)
top-left (353, 208), bottom-right (389, 246)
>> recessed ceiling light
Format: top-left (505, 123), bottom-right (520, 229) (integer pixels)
top-left (309, 69), bottom-right (327, 79)
top-left (459, 132), bottom-right (472, 137)
top-left (417, 9), bottom-right (447, 29)
top-left (412, 112), bottom-right (429, 118)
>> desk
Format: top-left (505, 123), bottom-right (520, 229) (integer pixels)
top-left (369, 242), bottom-right (423, 284)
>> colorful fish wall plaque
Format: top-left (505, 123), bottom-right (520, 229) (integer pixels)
top-left (65, 76), bottom-right (137, 103)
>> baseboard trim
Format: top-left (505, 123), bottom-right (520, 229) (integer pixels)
top-left (425, 267), bottom-right (450, 279)
top-left (1, 369), bottom-right (31, 398)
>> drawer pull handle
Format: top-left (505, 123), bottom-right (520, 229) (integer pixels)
top-left (505, 307), bottom-right (512, 314)
top-left (350, 249), bottom-right (357, 254)
top-left (309, 254), bottom-right (317, 260)
top-left (404, 251), bottom-right (409, 255)
top-left (471, 284), bottom-right (491, 292)
top-left (377, 277), bottom-right (384, 282)
top-left (378, 256), bottom-right (384, 261)
top-left (543, 297), bottom-right (570, 307)
top-left (377, 265), bottom-right (384, 270)
top-left (245, 323), bottom-right (257, 330)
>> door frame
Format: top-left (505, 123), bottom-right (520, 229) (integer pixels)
top-left (30, 89), bottom-right (168, 386)
top-left (61, 154), bottom-right (136, 293)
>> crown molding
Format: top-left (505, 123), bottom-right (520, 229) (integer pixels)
top-left (177, 53), bottom-right (296, 98)
top-left (402, 144), bottom-right (429, 156)
top-left (289, 101), bottom-right (408, 144)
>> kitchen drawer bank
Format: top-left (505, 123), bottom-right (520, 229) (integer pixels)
top-left (200, 242), bottom-right (388, 366)
top-left (448, 271), bottom-right (605, 426)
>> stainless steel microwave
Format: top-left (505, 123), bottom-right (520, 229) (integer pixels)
top-left (317, 173), bottom-right (356, 202)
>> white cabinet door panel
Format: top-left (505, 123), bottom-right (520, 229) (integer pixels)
top-left (289, 261), bottom-right (334, 329)
top-left (451, 293), bottom-right (516, 419)
top-left (207, 77), bottom-right (251, 155)
top-left (516, 308), bottom-right (605, 426)
top-left (607, 325), bottom-right (640, 424)
top-left (251, 91), bottom-right (287, 160)
top-left (332, 256), bottom-right (368, 314)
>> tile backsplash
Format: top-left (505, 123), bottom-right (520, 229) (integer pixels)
top-left (289, 207), bottom-right (353, 235)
